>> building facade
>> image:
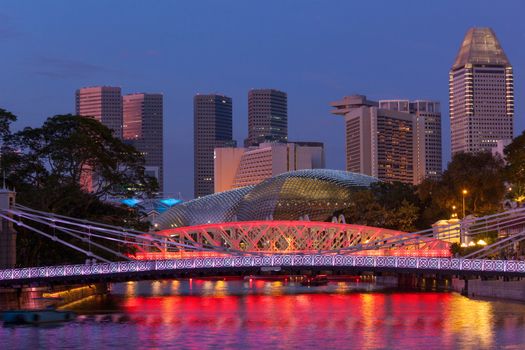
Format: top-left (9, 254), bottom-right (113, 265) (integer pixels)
top-left (379, 100), bottom-right (442, 182)
top-left (155, 169), bottom-right (379, 228)
top-left (194, 94), bottom-right (234, 198)
top-left (75, 86), bottom-right (123, 139)
top-left (331, 95), bottom-right (419, 184)
top-left (123, 93), bottom-right (164, 191)
top-left (449, 27), bottom-right (514, 155)
top-left (245, 89), bottom-right (288, 147)
top-left (214, 142), bottom-right (325, 192)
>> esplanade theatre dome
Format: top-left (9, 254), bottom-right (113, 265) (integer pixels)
top-left (154, 169), bottom-right (379, 229)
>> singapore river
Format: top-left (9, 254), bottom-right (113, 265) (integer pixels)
top-left (2, 279), bottom-right (525, 349)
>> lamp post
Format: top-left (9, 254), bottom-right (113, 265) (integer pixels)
top-left (462, 189), bottom-right (468, 219)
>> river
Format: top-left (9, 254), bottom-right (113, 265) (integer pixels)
top-left (2, 278), bottom-right (525, 349)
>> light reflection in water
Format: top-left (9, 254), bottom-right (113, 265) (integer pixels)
top-left (3, 280), bottom-right (525, 350)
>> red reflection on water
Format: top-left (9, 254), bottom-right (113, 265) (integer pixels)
top-left (121, 293), bottom-right (460, 349)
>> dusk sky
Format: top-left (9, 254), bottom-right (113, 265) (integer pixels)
top-left (1, 0), bottom-right (524, 198)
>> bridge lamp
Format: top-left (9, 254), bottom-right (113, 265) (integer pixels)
top-left (477, 239), bottom-right (487, 246)
top-left (461, 189), bottom-right (468, 219)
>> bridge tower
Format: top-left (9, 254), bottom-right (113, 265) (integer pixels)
top-left (0, 187), bottom-right (16, 268)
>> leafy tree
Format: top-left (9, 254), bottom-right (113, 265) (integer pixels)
top-left (0, 108), bottom-right (16, 139)
top-left (0, 113), bottom-right (156, 266)
top-left (418, 152), bottom-right (505, 218)
top-left (4, 114), bottom-right (158, 201)
top-left (504, 131), bottom-right (525, 204)
top-left (344, 183), bottom-right (421, 232)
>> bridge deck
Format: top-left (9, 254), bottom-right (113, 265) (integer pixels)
top-left (1, 255), bottom-right (524, 286)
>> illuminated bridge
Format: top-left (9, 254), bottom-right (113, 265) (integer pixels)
top-left (1, 204), bottom-right (525, 286)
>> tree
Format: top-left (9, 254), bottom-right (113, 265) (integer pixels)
top-left (504, 131), bottom-right (525, 204)
top-left (0, 113), bottom-right (156, 266)
top-left (418, 152), bottom-right (505, 219)
top-left (0, 108), bottom-right (16, 139)
top-left (4, 114), bottom-right (158, 202)
top-left (344, 183), bottom-right (422, 232)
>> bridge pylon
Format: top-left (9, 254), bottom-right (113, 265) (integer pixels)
top-left (0, 187), bottom-right (16, 268)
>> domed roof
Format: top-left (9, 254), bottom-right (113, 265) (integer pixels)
top-left (154, 170), bottom-right (379, 229)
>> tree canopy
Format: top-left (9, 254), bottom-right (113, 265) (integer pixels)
top-left (0, 112), bottom-right (156, 266)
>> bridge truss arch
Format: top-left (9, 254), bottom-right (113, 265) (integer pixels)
top-left (137, 221), bottom-right (451, 260)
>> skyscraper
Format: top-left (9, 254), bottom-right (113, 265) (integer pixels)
top-left (379, 100), bottom-right (442, 182)
top-left (449, 27), bottom-right (514, 155)
top-left (123, 93), bottom-right (164, 192)
top-left (194, 94), bottom-right (234, 198)
top-left (245, 89), bottom-right (287, 147)
top-left (75, 86), bottom-right (123, 139)
top-left (331, 95), bottom-right (415, 184)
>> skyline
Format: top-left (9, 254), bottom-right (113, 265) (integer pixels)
top-left (1, 1), bottom-right (524, 198)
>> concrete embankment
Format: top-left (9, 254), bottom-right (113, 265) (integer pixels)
top-left (452, 277), bottom-right (525, 302)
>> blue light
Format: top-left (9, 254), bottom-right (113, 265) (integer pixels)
top-left (160, 198), bottom-right (182, 207)
top-left (121, 198), bottom-right (141, 207)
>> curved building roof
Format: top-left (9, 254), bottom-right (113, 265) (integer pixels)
top-left (154, 169), bottom-right (379, 229)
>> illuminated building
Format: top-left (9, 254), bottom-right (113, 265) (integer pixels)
top-left (214, 141), bottom-right (325, 192)
top-left (75, 86), bottom-right (123, 139)
top-left (245, 89), bottom-right (287, 147)
top-left (154, 169), bottom-right (378, 228)
top-left (449, 27), bottom-right (514, 154)
top-left (379, 100), bottom-right (442, 182)
top-left (76, 86), bottom-right (123, 192)
top-left (194, 94), bottom-right (235, 198)
top-left (330, 95), bottom-right (416, 184)
top-left (123, 93), bottom-right (164, 191)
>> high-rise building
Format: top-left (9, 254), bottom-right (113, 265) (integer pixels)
top-left (331, 95), bottom-right (416, 184)
top-left (449, 27), bottom-right (514, 155)
top-left (245, 89), bottom-right (287, 147)
top-left (75, 86), bottom-right (123, 139)
top-left (379, 100), bottom-right (442, 182)
top-left (214, 142), bottom-right (325, 192)
top-left (194, 94), bottom-right (234, 198)
top-left (123, 93), bottom-right (164, 191)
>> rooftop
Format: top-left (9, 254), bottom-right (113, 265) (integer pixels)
top-left (452, 27), bottom-right (510, 70)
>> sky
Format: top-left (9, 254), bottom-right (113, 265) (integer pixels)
top-left (1, 0), bottom-right (524, 199)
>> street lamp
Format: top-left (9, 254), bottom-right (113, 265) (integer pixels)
top-left (462, 189), bottom-right (468, 219)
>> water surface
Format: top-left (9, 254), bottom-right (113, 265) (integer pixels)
top-left (2, 279), bottom-right (525, 349)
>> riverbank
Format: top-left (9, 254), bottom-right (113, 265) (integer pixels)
top-left (452, 277), bottom-right (525, 302)
top-left (0, 283), bottom-right (107, 310)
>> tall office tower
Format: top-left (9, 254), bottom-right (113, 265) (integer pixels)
top-left (194, 94), bottom-right (234, 198)
top-left (214, 141), bottom-right (325, 192)
top-left (75, 86), bottom-right (123, 139)
top-left (449, 27), bottom-right (514, 155)
top-left (331, 95), bottom-right (416, 184)
top-left (245, 89), bottom-right (288, 147)
top-left (123, 93), bottom-right (164, 192)
top-left (379, 100), bottom-right (442, 183)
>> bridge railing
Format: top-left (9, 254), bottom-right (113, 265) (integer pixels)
top-left (1, 255), bottom-right (525, 283)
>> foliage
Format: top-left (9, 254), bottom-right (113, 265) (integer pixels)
top-left (4, 114), bottom-right (158, 199)
top-left (417, 152), bottom-right (505, 220)
top-left (0, 113), bottom-right (156, 266)
top-left (344, 182), bottom-right (422, 232)
top-left (504, 131), bottom-right (525, 204)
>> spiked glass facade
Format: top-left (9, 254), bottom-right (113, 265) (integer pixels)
top-left (154, 169), bottom-right (378, 229)
top-left (449, 27), bottom-right (514, 154)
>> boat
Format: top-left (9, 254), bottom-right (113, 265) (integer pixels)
top-left (1, 308), bottom-right (76, 325)
top-left (300, 275), bottom-right (329, 286)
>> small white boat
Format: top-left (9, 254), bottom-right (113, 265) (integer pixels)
top-left (1, 308), bottom-right (76, 325)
